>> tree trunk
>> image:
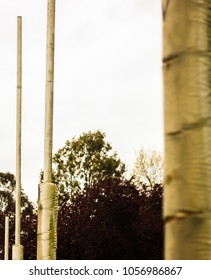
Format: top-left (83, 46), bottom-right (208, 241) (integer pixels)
top-left (163, 0), bottom-right (211, 259)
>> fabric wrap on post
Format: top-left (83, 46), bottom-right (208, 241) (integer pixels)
top-left (12, 244), bottom-right (24, 260)
top-left (163, 0), bottom-right (211, 259)
top-left (37, 182), bottom-right (58, 260)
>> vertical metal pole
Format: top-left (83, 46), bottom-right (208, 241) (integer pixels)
top-left (12, 16), bottom-right (24, 260)
top-left (37, 0), bottom-right (58, 260)
top-left (4, 216), bottom-right (9, 260)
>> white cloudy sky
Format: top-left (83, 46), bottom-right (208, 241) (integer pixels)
top-left (0, 0), bottom-right (163, 202)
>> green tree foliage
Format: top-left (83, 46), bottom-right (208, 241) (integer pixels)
top-left (0, 172), bottom-right (16, 213)
top-left (0, 172), bottom-right (36, 260)
top-left (52, 130), bottom-right (126, 199)
top-left (57, 178), bottom-right (163, 260)
top-left (0, 172), bottom-right (34, 216)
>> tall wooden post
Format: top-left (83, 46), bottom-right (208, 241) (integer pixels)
top-left (4, 216), bottom-right (9, 260)
top-left (163, 0), bottom-right (211, 259)
top-left (12, 16), bottom-right (24, 260)
top-left (37, 0), bottom-right (58, 260)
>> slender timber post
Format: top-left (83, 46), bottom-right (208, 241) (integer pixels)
top-left (4, 216), bottom-right (9, 260)
top-left (163, 1), bottom-right (211, 259)
top-left (37, 0), bottom-right (58, 260)
top-left (12, 16), bottom-right (24, 260)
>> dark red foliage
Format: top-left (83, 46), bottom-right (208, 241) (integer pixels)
top-left (0, 209), bottom-right (37, 260)
top-left (0, 175), bottom-right (163, 260)
top-left (57, 178), bottom-right (164, 260)
top-left (21, 213), bottom-right (37, 260)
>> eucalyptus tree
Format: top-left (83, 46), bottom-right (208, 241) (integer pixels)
top-left (52, 130), bottom-right (126, 201)
top-left (163, 0), bottom-right (211, 259)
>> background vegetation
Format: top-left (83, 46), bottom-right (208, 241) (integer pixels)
top-left (0, 130), bottom-right (163, 260)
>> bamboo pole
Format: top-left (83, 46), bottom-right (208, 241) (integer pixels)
top-left (4, 216), bottom-right (9, 260)
top-left (163, 0), bottom-right (211, 259)
top-left (12, 16), bottom-right (24, 260)
top-left (37, 0), bottom-right (58, 260)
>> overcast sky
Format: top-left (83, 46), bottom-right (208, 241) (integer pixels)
top-left (0, 0), bottom-right (163, 202)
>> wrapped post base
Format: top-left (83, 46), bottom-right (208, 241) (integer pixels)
top-left (37, 182), bottom-right (58, 260)
top-left (12, 244), bottom-right (24, 260)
